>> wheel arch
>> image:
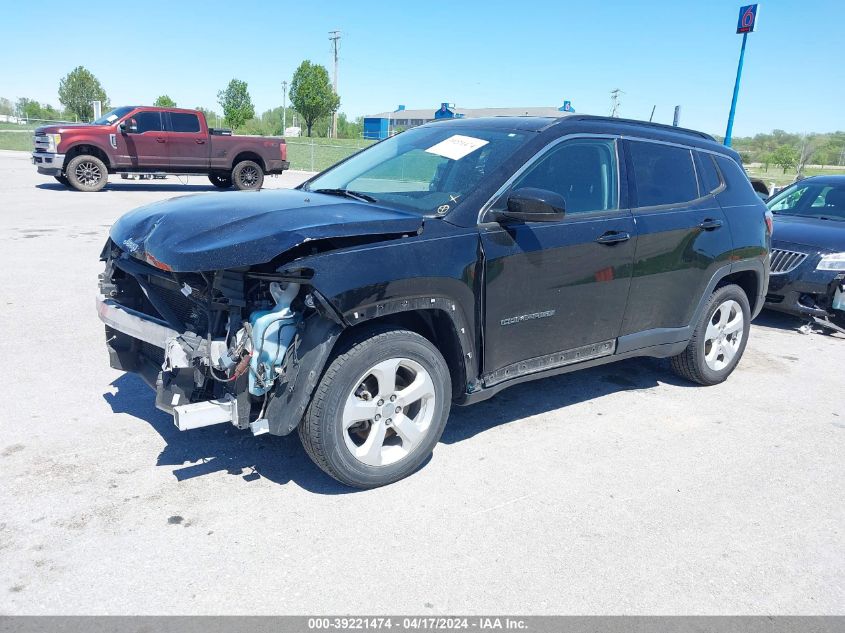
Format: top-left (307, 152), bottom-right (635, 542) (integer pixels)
top-left (64, 143), bottom-right (112, 171)
top-left (334, 307), bottom-right (469, 401)
top-left (264, 298), bottom-right (475, 437)
top-left (230, 151), bottom-right (265, 171)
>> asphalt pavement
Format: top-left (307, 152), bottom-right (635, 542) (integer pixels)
top-left (0, 150), bottom-right (842, 614)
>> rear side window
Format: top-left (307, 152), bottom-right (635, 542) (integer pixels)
top-left (696, 152), bottom-right (722, 193)
top-left (628, 141), bottom-right (699, 207)
top-left (170, 112), bottom-right (201, 133)
top-left (132, 111), bottom-right (162, 133)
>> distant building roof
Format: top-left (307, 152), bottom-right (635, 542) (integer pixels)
top-left (365, 106), bottom-right (572, 120)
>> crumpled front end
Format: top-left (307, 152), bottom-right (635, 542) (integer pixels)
top-left (97, 240), bottom-right (329, 436)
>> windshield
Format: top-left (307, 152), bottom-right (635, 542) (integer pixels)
top-left (92, 106), bottom-right (135, 125)
top-left (767, 181), bottom-right (845, 221)
top-left (303, 125), bottom-right (531, 215)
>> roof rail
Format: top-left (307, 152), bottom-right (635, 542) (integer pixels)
top-left (561, 115), bottom-right (716, 141)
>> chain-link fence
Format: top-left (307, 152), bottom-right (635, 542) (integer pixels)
top-left (284, 138), bottom-right (375, 173)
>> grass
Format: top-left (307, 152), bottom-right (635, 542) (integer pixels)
top-left (0, 132), bottom-right (33, 151)
top-left (746, 165), bottom-right (845, 187)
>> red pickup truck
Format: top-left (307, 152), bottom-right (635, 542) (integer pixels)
top-left (32, 106), bottom-right (289, 192)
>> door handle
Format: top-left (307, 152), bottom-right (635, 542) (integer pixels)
top-left (155, 137), bottom-right (166, 143)
top-left (698, 218), bottom-right (723, 230)
top-left (596, 231), bottom-right (631, 245)
top-left (195, 139), bottom-right (206, 144)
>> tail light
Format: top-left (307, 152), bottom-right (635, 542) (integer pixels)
top-left (280, 142), bottom-right (287, 162)
top-left (764, 209), bottom-right (773, 235)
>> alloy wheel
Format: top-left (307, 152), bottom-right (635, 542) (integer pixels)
top-left (240, 166), bottom-right (258, 188)
top-left (342, 357), bottom-right (436, 467)
top-left (703, 299), bottom-right (744, 371)
top-left (74, 160), bottom-right (102, 186)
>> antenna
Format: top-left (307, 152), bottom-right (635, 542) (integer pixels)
top-left (609, 89), bottom-right (624, 118)
top-left (328, 30), bottom-right (341, 138)
top-left (649, 105), bottom-right (656, 122)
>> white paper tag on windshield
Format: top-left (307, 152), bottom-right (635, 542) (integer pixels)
top-left (425, 135), bottom-right (489, 160)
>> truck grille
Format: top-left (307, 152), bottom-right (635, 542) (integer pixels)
top-left (33, 134), bottom-right (50, 152)
top-left (769, 248), bottom-right (808, 274)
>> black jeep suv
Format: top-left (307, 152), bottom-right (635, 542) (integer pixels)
top-left (97, 115), bottom-right (770, 488)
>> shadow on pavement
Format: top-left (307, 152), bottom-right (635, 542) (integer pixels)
top-left (442, 356), bottom-right (685, 444)
top-left (103, 373), bottom-right (352, 495)
top-left (104, 355), bottom-right (685, 490)
top-left (37, 182), bottom-right (220, 193)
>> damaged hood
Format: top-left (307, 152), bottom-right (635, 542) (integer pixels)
top-left (109, 189), bottom-right (424, 271)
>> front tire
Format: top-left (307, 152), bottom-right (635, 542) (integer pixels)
top-left (670, 284), bottom-right (751, 385)
top-left (299, 326), bottom-right (452, 489)
top-left (65, 154), bottom-right (108, 192)
top-left (231, 160), bottom-right (264, 191)
top-left (208, 173), bottom-right (232, 189)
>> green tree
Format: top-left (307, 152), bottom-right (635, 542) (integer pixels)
top-left (217, 79), bottom-right (255, 129)
top-left (154, 95), bottom-right (176, 107)
top-left (58, 66), bottom-right (108, 121)
top-left (0, 97), bottom-right (13, 116)
top-left (771, 145), bottom-right (799, 174)
top-left (289, 60), bottom-right (340, 137)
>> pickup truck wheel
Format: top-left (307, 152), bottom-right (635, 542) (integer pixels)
top-left (66, 154), bottom-right (108, 192)
top-left (232, 160), bottom-right (263, 191)
top-left (208, 173), bottom-right (232, 189)
top-left (299, 326), bottom-right (452, 489)
top-left (670, 284), bottom-right (751, 386)
top-left (54, 175), bottom-right (70, 187)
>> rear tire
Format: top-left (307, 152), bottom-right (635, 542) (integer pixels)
top-left (54, 175), bottom-right (70, 187)
top-left (66, 154), bottom-right (108, 192)
top-left (670, 284), bottom-right (751, 385)
top-left (208, 173), bottom-right (232, 189)
top-left (299, 326), bottom-right (452, 489)
top-left (232, 160), bottom-right (264, 191)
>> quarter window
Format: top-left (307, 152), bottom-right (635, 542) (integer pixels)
top-left (629, 141), bottom-right (699, 207)
top-left (170, 112), bottom-right (201, 133)
top-left (696, 152), bottom-right (722, 194)
top-left (132, 111), bottom-right (163, 133)
top-left (508, 138), bottom-right (618, 215)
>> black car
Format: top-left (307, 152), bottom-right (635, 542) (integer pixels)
top-left (97, 115), bottom-right (770, 488)
top-left (765, 175), bottom-right (845, 328)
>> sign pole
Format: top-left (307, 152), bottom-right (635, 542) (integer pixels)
top-left (724, 31), bottom-right (748, 147)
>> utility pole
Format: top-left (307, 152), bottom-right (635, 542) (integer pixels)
top-left (328, 30), bottom-right (341, 139)
top-left (609, 89), bottom-right (623, 118)
top-left (281, 80), bottom-right (288, 133)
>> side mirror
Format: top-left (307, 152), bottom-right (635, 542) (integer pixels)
top-left (496, 187), bottom-right (566, 223)
top-left (120, 119), bottom-right (138, 134)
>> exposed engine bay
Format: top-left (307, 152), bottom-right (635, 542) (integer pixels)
top-left (97, 240), bottom-right (340, 436)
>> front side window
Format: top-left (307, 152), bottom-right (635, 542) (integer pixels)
top-left (506, 138), bottom-right (618, 214)
top-left (132, 111), bottom-right (163, 133)
top-left (629, 141), bottom-right (699, 207)
top-left (169, 112), bottom-right (200, 133)
top-left (304, 125), bottom-right (531, 215)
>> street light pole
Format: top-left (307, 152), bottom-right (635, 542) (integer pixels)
top-left (281, 80), bottom-right (288, 133)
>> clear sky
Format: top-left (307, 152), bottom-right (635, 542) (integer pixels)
top-left (2, 0), bottom-right (843, 136)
